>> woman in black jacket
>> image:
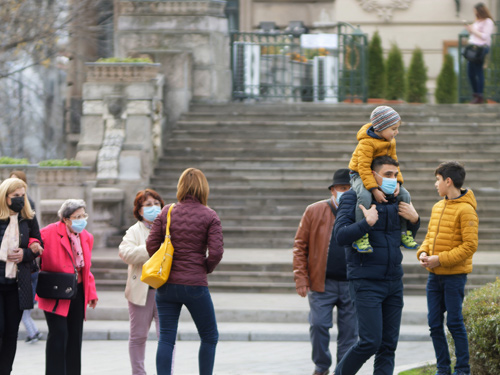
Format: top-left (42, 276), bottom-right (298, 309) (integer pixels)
top-left (0, 178), bottom-right (43, 375)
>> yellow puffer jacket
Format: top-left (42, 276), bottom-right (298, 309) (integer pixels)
top-left (348, 123), bottom-right (404, 191)
top-left (416, 189), bottom-right (478, 274)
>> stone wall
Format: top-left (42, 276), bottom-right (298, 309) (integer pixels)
top-left (114, 0), bottom-right (231, 116)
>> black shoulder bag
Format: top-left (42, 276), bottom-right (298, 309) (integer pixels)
top-left (36, 247), bottom-right (78, 300)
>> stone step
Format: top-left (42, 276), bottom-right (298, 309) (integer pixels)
top-left (159, 156), bottom-right (500, 170)
top-left (90, 252), bottom-right (500, 295)
top-left (153, 166), bottom-right (500, 180)
top-left (163, 138), bottom-right (500, 152)
top-left (186, 102), bottom-right (500, 115)
top-left (161, 147), bottom-right (500, 160)
top-left (181, 112), bottom-right (500, 123)
top-left (174, 120), bottom-right (500, 133)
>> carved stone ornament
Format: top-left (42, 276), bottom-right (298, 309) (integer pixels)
top-left (356, 0), bottom-right (413, 22)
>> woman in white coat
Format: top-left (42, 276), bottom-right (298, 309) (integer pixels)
top-left (119, 189), bottom-right (164, 375)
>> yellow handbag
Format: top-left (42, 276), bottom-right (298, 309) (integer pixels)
top-left (141, 203), bottom-right (175, 288)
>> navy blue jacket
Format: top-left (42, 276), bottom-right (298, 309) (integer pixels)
top-left (334, 189), bottom-right (420, 281)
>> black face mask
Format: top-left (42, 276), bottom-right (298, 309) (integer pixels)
top-left (8, 197), bottom-right (25, 213)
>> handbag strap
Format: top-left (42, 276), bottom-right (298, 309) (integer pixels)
top-left (326, 199), bottom-right (337, 217)
top-left (165, 204), bottom-right (175, 239)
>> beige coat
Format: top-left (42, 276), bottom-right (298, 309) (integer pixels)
top-left (118, 221), bottom-right (153, 306)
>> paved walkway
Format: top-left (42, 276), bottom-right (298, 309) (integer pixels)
top-left (14, 339), bottom-right (435, 375)
top-left (14, 247), bottom-right (497, 374)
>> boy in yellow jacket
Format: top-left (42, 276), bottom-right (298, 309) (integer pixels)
top-left (417, 161), bottom-right (478, 375)
top-left (349, 106), bottom-right (419, 252)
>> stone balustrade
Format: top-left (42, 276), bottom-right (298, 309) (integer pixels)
top-left (85, 63), bottom-right (161, 83)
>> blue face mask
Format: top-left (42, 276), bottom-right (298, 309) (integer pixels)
top-left (375, 172), bottom-right (398, 195)
top-left (335, 190), bottom-right (345, 203)
top-left (143, 205), bottom-right (162, 222)
top-left (71, 219), bottom-right (87, 233)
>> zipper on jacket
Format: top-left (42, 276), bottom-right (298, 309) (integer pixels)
top-left (431, 201), bottom-right (447, 256)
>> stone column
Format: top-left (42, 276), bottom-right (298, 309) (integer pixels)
top-left (76, 62), bottom-right (164, 233)
top-left (114, 0), bottom-right (231, 114)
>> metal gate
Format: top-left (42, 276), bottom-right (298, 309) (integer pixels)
top-left (230, 22), bottom-right (367, 102)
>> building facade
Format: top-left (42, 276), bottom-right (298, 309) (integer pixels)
top-left (235, 0), bottom-right (500, 100)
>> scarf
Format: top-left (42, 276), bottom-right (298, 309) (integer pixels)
top-left (66, 226), bottom-right (85, 269)
top-left (0, 214), bottom-right (20, 279)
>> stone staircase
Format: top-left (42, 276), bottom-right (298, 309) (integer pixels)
top-left (93, 103), bottom-right (500, 294)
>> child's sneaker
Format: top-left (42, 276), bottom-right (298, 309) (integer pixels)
top-left (401, 231), bottom-right (420, 250)
top-left (353, 234), bottom-right (373, 253)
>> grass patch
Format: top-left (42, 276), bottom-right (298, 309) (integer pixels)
top-left (399, 363), bottom-right (436, 375)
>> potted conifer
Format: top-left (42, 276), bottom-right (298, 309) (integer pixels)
top-left (406, 47), bottom-right (428, 103)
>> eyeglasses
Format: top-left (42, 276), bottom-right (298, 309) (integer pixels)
top-left (142, 202), bottom-right (161, 208)
top-left (70, 213), bottom-right (89, 220)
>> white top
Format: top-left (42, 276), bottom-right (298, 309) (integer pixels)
top-left (118, 221), bottom-right (152, 306)
top-left (468, 18), bottom-right (495, 46)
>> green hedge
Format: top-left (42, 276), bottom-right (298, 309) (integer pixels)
top-left (0, 157), bottom-right (29, 165)
top-left (368, 31), bottom-right (386, 99)
top-left (406, 47), bottom-right (427, 103)
top-left (38, 159), bottom-right (82, 167)
top-left (435, 54), bottom-right (457, 104)
top-left (385, 43), bottom-right (406, 100)
top-left (461, 278), bottom-right (500, 374)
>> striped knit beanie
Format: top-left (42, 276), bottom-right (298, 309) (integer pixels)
top-left (370, 106), bottom-right (401, 131)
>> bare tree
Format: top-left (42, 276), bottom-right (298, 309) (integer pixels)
top-left (0, 0), bottom-right (113, 161)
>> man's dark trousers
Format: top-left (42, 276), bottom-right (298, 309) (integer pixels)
top-left (334, 278), bottom-right (404, 375)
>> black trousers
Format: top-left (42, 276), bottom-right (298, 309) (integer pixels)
top-left (44, 282), bottom-right (85, 375)
top-left (0, 283), bottom-right (23, 375)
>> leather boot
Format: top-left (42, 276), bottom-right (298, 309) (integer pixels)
top-left (477, 94), bottom-right (485, 103)
top-left (470, 93), bottom-right (480, 104)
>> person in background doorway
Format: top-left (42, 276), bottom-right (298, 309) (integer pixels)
top-left (293, 168), bottom-right (358, 375)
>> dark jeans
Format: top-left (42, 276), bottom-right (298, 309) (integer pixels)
top-left (308, 279), bottom-right (358, 372)
top-left (334, 278), bottom-right (404, 375)
top-left (467, 46), bottom-right (489, 94)
top-left (44, 282), bottom-right (85, 375)
top-left (0, 283), bottom-right (23, 375)
top-left (427, 273), bottom-right (469, 375)
top-left (155, 283), bottom-right (218, 375)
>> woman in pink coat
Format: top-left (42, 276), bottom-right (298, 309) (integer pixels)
top-left (38, 199), bottom-right (98, 375)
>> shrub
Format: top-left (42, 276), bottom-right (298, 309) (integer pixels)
top-left (461, 278), bottom-right (500, 375)
top-left (406, 47), bottom-right (428, 103)
top-left (0, 157), bottom-right (29, 165)
top-left (435, 54), bottom-right (457, 104)
top-left (385, 43), bottom-right (406, 100)
top-left (368, 31), bottom-right (386, 98)
top-left (38, 159), bottom-right (82, 167)
top-left (96, 57), bottom-right (153, 63)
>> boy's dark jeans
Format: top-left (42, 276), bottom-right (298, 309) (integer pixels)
top-left (427, 273), bottom-right (470, 374)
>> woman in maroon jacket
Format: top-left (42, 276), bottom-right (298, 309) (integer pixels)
top-left (146, 168), bottom-right (223, 375)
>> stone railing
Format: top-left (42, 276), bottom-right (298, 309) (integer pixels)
top-left (0, 165), bottom-right (123, 247)
top-left (85, 63), bottom-right (161, 83)
top-left (116, 0), bottom-right (227, 17)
